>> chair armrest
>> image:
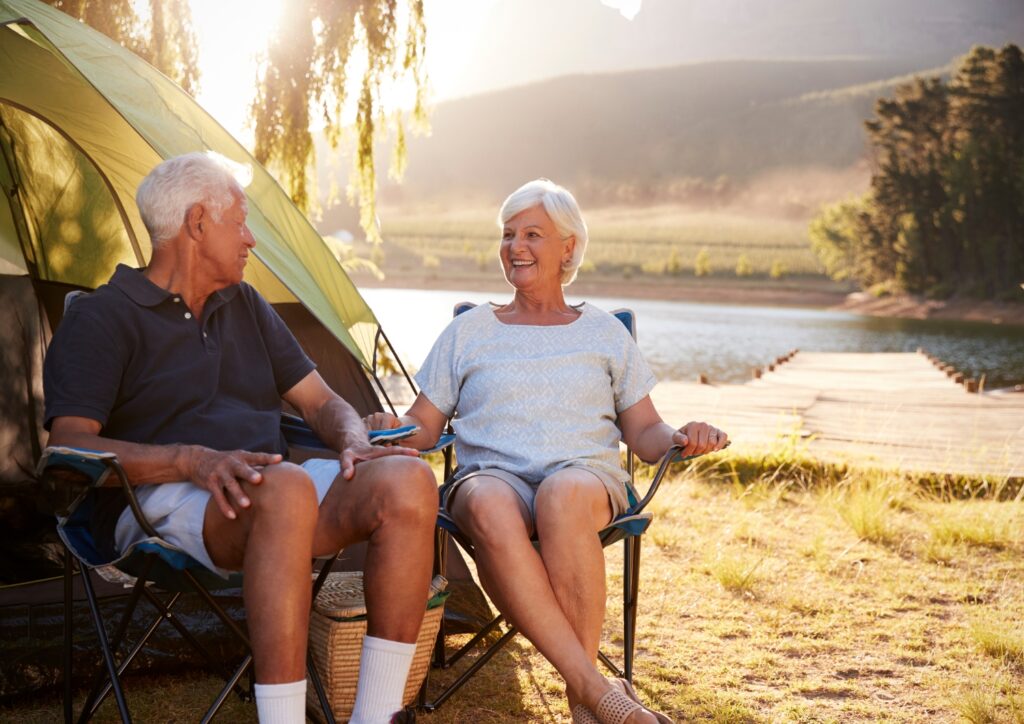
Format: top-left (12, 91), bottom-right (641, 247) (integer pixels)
top-left (37, 446), bottom-right (116, 517)
top-left (631, 440), bottom-right (731, 514)
top-left (38, 445), bottom-right (160, 539)
top-left (423, 433), bottom-right (456, 456)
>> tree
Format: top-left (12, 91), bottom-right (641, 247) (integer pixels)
top-left (44, 0), bottom-right (199, 94)
top-left (49, 0), bottom-right (428, 243)
top-left (809, 44), bottom-right (1024, 300)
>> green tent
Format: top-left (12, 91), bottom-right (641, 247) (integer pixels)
top-left (0, 0), bottom-right (384, 369)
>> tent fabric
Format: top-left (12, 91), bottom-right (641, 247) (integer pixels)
top-left (0, 0), bottom-right (380, 367)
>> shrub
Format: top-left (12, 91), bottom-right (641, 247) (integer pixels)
top-left (735, 253), bottom-right (753, 277)
top-left (694, 247), bottom-right (712, 277)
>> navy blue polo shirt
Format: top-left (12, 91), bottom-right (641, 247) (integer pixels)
top-left (43, 264), bottom-right (316, 551)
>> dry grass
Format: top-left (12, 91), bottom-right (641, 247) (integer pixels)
top-left (4, 462), bottom-right (1022, 723)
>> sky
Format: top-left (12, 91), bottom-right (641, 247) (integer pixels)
top-left (191, 0), bottom-right (648, 144)
top-left (190, 0), bottom-right (1021, 146)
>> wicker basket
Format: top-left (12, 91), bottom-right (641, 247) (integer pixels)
top-left (306, 571), bottom-right (445, 722)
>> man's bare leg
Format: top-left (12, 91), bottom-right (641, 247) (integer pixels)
top-left (313, 454), bottom-right (437, 722)
top-left (312, 454), bottom-right (437, 639)
top-left (203, 462), bottom-right (320, 684)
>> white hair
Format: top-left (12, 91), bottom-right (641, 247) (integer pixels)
top-left (498, 178), bottom-right (589, 286)
top-left (136, 152), bottom-right (252, 246)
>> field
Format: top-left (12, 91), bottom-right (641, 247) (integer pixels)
top-left (5, 454), bottom-right (1022, 723)
top-left (351, 205), bottom-right (828, 285)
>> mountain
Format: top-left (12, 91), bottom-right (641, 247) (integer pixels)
top-left (366, 54), bottom-right (953, 206)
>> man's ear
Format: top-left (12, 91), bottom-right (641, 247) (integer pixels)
top-left (185, 203), bottom-right (205, 240)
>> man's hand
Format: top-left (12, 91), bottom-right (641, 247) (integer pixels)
top-left (185, 447), bottom-right (283, 520)
top-left (339, 440), bottom-right (419, 481)
top-left (672, 421), bottom-right (729, 458)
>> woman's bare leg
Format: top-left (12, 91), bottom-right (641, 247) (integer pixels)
top-left (534, 469), bottom-right (614, 708)
top-left (449, 475), bottom-right (653, 722)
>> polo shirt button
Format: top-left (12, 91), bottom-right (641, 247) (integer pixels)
top-left (184, 312), bottom-right (192, 320)
top-left (203, 331), bottom-right (208, 338)
top-left (173, 297), bottom-right (180, 303)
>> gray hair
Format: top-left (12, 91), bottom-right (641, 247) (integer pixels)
top-left (136, 152), bottom-right (252, 246)
top-left (498, 178), bottom-right (589, 285)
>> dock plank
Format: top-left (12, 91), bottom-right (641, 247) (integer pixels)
top-left (650, 351), bottom-right (1024, 479)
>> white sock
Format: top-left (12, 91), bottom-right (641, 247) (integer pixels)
top-left (254, 680), bottom-right (306, 724)
top-left (349, 635), bottom-right (417, 724)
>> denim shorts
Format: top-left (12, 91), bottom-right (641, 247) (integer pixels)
top-left (442, 465), bottom-right (631, 522)
top-left (113, 458), bottom-right (340, 577)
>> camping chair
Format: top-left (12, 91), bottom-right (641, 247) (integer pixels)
top-left (38, 438), bottom-right (342, 724)
top-left (423, 304), bottom-right (709, 711)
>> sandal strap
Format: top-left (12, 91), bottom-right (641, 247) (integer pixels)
top-left (595, 687), bottom-right (643, 724)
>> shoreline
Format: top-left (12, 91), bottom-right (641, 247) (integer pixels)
top-left (351, 271), bottom-right (1024, 326)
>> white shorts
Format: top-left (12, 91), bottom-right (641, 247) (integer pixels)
top-left (114, 457), bottom-right (340, 578)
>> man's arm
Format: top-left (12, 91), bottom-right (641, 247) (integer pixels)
top-left (47, 416), bottom-right (282, 520)
top-left (282, 371), bottom-right (418, 480)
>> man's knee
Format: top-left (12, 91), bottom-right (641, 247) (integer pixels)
top-left (366, 456), bottom-right (437, 527)
top-left (248, 462), bottom-right (319, 524)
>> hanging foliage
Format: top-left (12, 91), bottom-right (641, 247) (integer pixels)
top-left (251, 0), bottom-right (428, 241)
top-left (45, 0), bottom-right (200, 95)
top-left (48, 0), bottom-right (430, 243)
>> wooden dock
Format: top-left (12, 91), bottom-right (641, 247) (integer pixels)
top-left (650, 352), bottom-right (1024, 479)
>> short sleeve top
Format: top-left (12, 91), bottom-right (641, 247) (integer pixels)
top-left (414, 303), bottom-right (657, 484)
top-left (43, 265), bottom-right (316, 548)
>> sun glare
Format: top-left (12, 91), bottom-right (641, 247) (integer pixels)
top-left (190, 0), bottom-right (285, 146)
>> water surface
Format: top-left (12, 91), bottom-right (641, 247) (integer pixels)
top-left (362, 288), bottom-right (1024, 389)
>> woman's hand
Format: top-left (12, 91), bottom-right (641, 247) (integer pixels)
top-left (363, 411), bottom-right (401, 431)
top-left (673, 421), bottom-right (729, 457)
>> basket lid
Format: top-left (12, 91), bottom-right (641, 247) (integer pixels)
top-left (313, 571), bottom-right (367, 618)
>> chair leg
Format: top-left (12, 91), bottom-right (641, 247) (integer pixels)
top-left (431, 528), bottom-right (449, 669)
top-left (80, 560), bottom-right (157, 720)
top-left (422, 624), bottom-right (518, 712)
top-left (63, 546), bottom-right (74, 724)
top-left (306, 648), bottom-right (336, 724)
top-left (623, 534), bottom-right (642, 683)
top-left (78, 566), bottom-right (131, 723)
top-left (201, 654), bottom-right (253, 724)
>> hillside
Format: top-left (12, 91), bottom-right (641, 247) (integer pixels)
top-left (359, 55), bottom-right (954, 208)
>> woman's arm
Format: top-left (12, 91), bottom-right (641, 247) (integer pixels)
top-left (618, 395), bottom-right (729, 463)
top-left (363, 392), bottom-right (449, 450)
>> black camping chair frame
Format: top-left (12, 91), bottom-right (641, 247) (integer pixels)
top-left (424, 445), bottom-right (685, 711)
top-left (421, 304), bottom-right (696, 711)
top-left (40, 447), bottom-right (339, 724)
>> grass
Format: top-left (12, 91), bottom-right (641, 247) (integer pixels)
top-left (3, 452), bottom-right (1022, 722)
top-left (369, 204), bottom-right (827, 281)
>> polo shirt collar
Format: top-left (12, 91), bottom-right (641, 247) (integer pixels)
top-left (110, 264), bottom-right (168, 307)
top-left (110, 263), bottom-right (242, 308)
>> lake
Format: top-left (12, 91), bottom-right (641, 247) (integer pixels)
top-left (361, 288), bottom-right (1024, 390)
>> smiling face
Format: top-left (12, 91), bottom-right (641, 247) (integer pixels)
top-left (499, 205), bottom-right (575, 293)
top-left (196, 189), bottom-right (255, 287)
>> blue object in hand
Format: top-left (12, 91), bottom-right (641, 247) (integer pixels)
top-left (368, 425), bottom-right (419, 445)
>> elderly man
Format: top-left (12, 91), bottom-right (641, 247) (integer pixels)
top-left (43, 152), bottom-right (438, 724)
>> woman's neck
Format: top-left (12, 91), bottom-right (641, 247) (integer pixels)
top-left (493, 289), bottom-right (581, 326)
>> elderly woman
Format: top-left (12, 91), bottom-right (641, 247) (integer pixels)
top-left (366, 179), bottom-right (728, 724)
